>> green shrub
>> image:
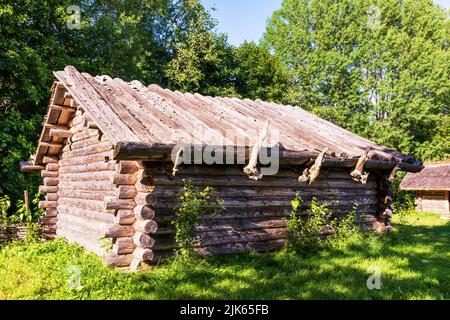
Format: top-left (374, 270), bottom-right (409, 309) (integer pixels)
top-left (2, 192), bottom-right (45, 243)
top-left (284, 195), bottom-right (333, 254)
top-left (285, 195), bottom-right (367, 254)
top-left (9, 192), bottom-right (45, 224)
top-left (0, 195), bottom-right (11, 226)
top-left (391, 172), bottom-right (416, 212)
top-left (172, 180), bottom-right (225, 257)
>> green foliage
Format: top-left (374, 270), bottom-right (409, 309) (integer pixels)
top-left (266, 0), bottom-right (450, 162)
top-left (0, 110), bottom-right (42, 204)
top-left (391, 171), bottom-right (416, 212)
top-left (172, 180), bottom-right (224, 256)
top-left (285, 195), bottom-right (333, 254)
top-left (285, 195), bottom-right (368, 254)
top-left (23, 222), bottom-right (42, 243)
top-left (0, 211), bottom-right (448, 299)
top-left (0, 0), bottom-right (291, 204)
top-left (232, 41), bottom-right (291, 102)
top-left (99, 237), bottom-right (112, 253)
top-left (0, 195), bottom-right (10, 226)
top-left (9, 192), bottom-right (44, 224)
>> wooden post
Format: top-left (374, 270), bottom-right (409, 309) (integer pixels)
top-left (24, 190), bottom-right (30, 212)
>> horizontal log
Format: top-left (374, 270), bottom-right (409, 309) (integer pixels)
top-left (135, 192), bottom-right (158, 206)
top-left (38, 201), bottom-right (58, 209)
top-left (40, 216), bottom-right (57, 225)
top-left (152, 196), bottom-right (377, 209)
top-left (199, 226), bottom-right (314, 246)
top-left (57, 205), bottom-right (114, 225)
top-left (105, 224), bottom-right (135, 238)
top-left (135, 180), bottom-right (156, 193)
top-left (63, 141), bottom-right (113, 158)
top-left (102, 253), bottom-right (133, 267)
top-left (115, 185), bottom-right (137, 199)
top-left (57, 227), bottom-right (108, 256)
top-left (148, 186), bottom-right (378, 199)
top-left (58, 197), bottom-right (104, 211)
top-left (57, 212), bottom-right (112, 236)
top-left (45, 208), bottom-right (58, 217)
top-left (50, 104), bottom-right (76, 113)
top-left (104, 198), bottom-right (136, 210)
top-left (40, 142), bottom-right (63, 149)
top-left (132, 232), bottom-right (155, 249)
top-left (42, 224), bottom-right (57, 235)
top-left (19, 161), bottom-right (45, 172)
top-left (58, 188), bottom-right (114, 201)
top-left (114, 210), bottom-right (136, 225)
top-left (144, 175), bottom-right (378, 189)
top-left (59, 151), bottom-right (111, 167)
top-left (39, 185), bottom-right (59, 193)
top-left (69, 129), bottom-right (99, 142)
top-left (43, 155), bottom-right (59, 163)
top-left (113, 237), bottom-right (135, 255)
top-left (41, 170), bottom-right (59, 178)
top-left (46, 193), bottom-right (59, 201)
top-left (44, 124), bottom-right (68, 130)
top-left (68, 114), bottom-right (84, 128)
top-left (49, 128), bottom-right (73, 138)
top-left (134, 219), bottom-right (158, 234)
top-left (143, 165), bottom-right (363, 180)
top-left (133, 247), bottom-right (154, 261)
top-left (152, 227), bottom-right (286, 251)
top-left (112, 174), bottom-right (137, 185)
top-left (43, 177), bottom-right (59, 186)
top-left (59, 171), bottom-right (113, 182)
top-left (46, 163), bottom-right (60, 171)
top-left (153, 203), bottom-right (377, 224)
top-left (58, 161), bottom-right (116, 173)
top-left (134, 205), bottom-right (155, 220)
top-left (114, 142), bottom-right (422, 172)
top-left (156, 219), bottom-right (286, 236)
top-left (58, 180), bottom-right (113, 191)
top-left (116, 161), bottom-right (139, 174)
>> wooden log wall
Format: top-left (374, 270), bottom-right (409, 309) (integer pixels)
top-left (416, 190), bottom-right (450, 216)
top-left (38, 159), bottom-right (59, 239)
top-left (138, 162), bottom-right (385, 260)
top-left (102, 161), bottom-right (156, 270)
top-left (54, 108), bottom-right (116, 256)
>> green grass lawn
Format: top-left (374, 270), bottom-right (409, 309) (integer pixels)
top-left (0, 211), bottom-right (448, 300)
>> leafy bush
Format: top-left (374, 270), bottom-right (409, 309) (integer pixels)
top-left (0, 110), bottom-right (42, 205)
top-left (9, 192), bottom-right (44, 224)
top-left (0, 192), bottom-right (44, 243)
top-left (172, 180), bottom-right (224, 257)
top-left (285, 195), bottom-right (333, 254)
top-left (0, 195), bottom-right (11, 226)
top-left (285, 195), bottom-right (366, 254)
top-left (391, 172), bottom-right (416, 212)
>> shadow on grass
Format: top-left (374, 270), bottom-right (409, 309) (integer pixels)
top-left (131, 220), bottom-right (449, 300)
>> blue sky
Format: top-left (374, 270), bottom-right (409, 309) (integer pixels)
top-left (201, 0), bottom-right (450, 46)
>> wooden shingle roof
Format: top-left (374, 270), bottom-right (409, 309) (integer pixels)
top-left (26, 66), bottom-right (421, 172)
top-left (400, 163), bottom-right (450, 191)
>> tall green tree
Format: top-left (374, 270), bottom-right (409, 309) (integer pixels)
top-left (232, 41), bottom-right (291, 103)
top-left (266, 0), bottom-right (449, 161)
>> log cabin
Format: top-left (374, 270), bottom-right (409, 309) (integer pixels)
top-left (400, 163), bottom-right (450, 219)
top-left (20, 66), bottom-right (422, 270)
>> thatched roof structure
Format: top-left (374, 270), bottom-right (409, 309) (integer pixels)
top-left (400, 163), bottom-right (450, 191)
